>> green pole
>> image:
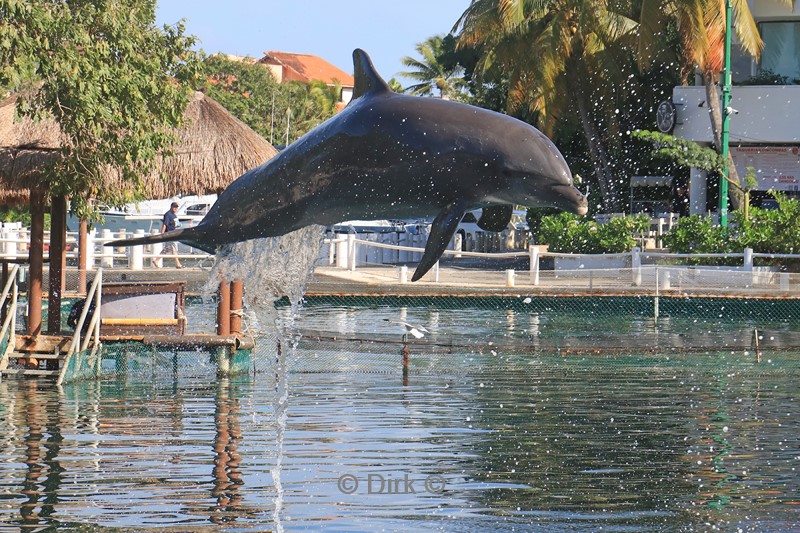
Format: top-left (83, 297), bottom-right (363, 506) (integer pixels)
top-left (719, 0), bottom-right (733, 227)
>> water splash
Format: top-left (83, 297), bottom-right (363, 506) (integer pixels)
top-left (203, 225), bottom-right (324, 531)
top-left (203, 225), bottom-right (324, 307)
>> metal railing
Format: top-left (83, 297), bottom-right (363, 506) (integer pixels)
top-left (319, 236), bottom-right (799, 293)
top-left (0, 264), bottom-right (20, 379)
top-left (58, 268), bottom-right (103, 385)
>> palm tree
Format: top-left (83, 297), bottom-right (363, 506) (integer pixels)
top-left (637, 0), bottom-right (777, 209)
top-left (400, 35), bottom-right (466, 99)
top-left (454, 0), bottom-right (639, 212)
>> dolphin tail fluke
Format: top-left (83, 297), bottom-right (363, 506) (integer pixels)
top-left (412, 199), bottom-right (469, 282)
top-left (104, 227), bottom-right (217, 254)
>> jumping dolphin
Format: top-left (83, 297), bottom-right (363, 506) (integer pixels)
top-left (107, 49), bottom-right (588, 281)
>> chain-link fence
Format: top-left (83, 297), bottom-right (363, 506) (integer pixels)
top-left (16, 259), bottom-right (800, 383)
top-left (95, 289), bottom-right (794, 380)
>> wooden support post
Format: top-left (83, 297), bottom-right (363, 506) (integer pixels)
top-left (230, 281), bottom-right (243, 336)
top-left (48, 195), bottom-right (67, 334)
top-left (28, 190), bottom-right (45, 337)
top-left (217, 280), bottom-right (230, 336)
top-left (78, 219), bottom-right (88, 294)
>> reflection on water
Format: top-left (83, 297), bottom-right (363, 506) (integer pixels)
top-left (0, 359), bottom-right (797, 531)
top-left (211, 379), bottom-right (244, 525)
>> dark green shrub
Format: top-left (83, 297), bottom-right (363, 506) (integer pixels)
top-left (539, 213), bottom-right (649, 254)
top-left (662, 215), bottom-right (734, 254)
top-left (663, 195), bottom-right (800, 269)
top-left (734, 194), bottom-right (800, 254)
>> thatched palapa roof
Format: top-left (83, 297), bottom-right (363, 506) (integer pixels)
top-left (0, 95), bottom-right (63, 205)
top-left (0, 91), bottom-right (278, 205)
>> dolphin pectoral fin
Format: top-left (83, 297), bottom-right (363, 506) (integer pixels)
top-left (412, 200), bottom-right (468, 282)
top-left (478, 205), bottom-right (514, 232)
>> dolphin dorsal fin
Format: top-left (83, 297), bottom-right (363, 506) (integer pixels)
top-left (352, 49), bottom-right (391, 100)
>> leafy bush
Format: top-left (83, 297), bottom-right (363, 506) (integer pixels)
top-left (539, 213), bottom-right (649, 254)
top-left (0, 207), bottom-right (50, 230)
top-left (661, 215), bottom-right (734, 254)
top-left (663, 194), bottom-right (800, 269)
top-left (734, 194), bottom-right (800, 254)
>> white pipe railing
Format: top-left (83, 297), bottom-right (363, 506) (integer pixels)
top-left (324, 236), bottom-right (799, 291)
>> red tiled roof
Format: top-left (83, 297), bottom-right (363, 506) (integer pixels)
top-left (259, 51), bottom-right (354, 88)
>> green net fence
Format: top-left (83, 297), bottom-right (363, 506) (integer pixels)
top-left (16, 260), bottom-right (800, 384)
top-left (81, 289), bottom-right (800, 382)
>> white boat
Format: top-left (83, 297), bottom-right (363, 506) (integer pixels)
top-left (67, 195), bottom-right (218, 234)
top-left (328, 219), bottom-right (406, 234)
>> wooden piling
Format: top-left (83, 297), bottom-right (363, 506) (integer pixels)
top-left (27, 191), bottom-right (45, 337)
top-left (48, 195), bottom-right (67, 334)
top-left (230, 281), bottom-right (243, 335)
top-left (217, 280), bottom-right (230, 336)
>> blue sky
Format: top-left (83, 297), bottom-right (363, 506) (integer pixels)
top-left (155, 1), bottom-right (471, 84)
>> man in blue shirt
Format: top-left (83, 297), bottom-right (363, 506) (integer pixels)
top-left (153, 201), bottom-right (183, 268)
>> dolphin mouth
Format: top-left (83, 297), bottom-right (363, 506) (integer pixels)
top-left (552, 183), bottom-right (589, 216)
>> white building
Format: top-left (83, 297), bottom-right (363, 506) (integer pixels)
top-left (671, 0), bottom-right (800, 214)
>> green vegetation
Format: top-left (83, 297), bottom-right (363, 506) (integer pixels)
top-left (0, 206), bottom-right (48, 229)
top-left (539, 213), bottom-right (649, 254)
top-left (663, 194), bottom-right (800, 268)
top-left (201, 55), bottom-right (339, 145)
top-left (452, 0), bottom-right (681, 213)
top-left (0, 0), bottom-right (202, 219)
top-left (399, 35), bottom-right (467, 100)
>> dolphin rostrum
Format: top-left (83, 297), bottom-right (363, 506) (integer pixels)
top-left (107, 49), bottom-right (588, 281)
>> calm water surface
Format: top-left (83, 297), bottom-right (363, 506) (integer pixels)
top-left (0, 358), bottom-right (797, 531)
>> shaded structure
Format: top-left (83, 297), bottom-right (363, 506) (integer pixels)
top-left (0, 91), bottom-right (277, 337)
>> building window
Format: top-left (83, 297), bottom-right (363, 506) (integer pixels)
top-left (759, 21), bottom-right (800, 83)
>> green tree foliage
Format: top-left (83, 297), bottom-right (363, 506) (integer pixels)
top-left (539, 212), bottom-right (649, 254)
top-left (399, 35), bottom-right (467, 100)
top-left (0, 206), bottom-right (48, 229)
top-left (200, 55), bottom-right (338, 146)
top-left (453, 0), bottom-right (680, 213)
top-left (0, 0), bottom-right (202, 218)
top-left (632, 130), bottom-right (725, 172)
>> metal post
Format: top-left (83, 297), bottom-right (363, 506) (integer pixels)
top-left (654, 268), bottom-right (660, 322)
top-left (632, 247), bottom-right (642, 286)
top-left (743, 248), bottom-right (753, 270)
top-left (86, 229), bottom-right (96, 271)
top-left (101, 229), bottom-right (114, 268)
top-left (130, 230), bottom-right (145, 270)
top-left (399, 265), bottom-right (408, 284)
top-left (336, 238), bottom-right (348, 268)
top-left (719, 0), bottom-right (733, 227)
top-left (347, 233), bottom-right (356, 271)
top-left (78, 220), bottom-right (88, 294)
top-left (506, 269), bottom-right (515, 288)
top-left (150, 229), bottom-right (163, 267)
top-left (529, 245), bottom-right (540, 285)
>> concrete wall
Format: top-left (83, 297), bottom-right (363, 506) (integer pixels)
top-left (672, 85), bottom-right (800, 144)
